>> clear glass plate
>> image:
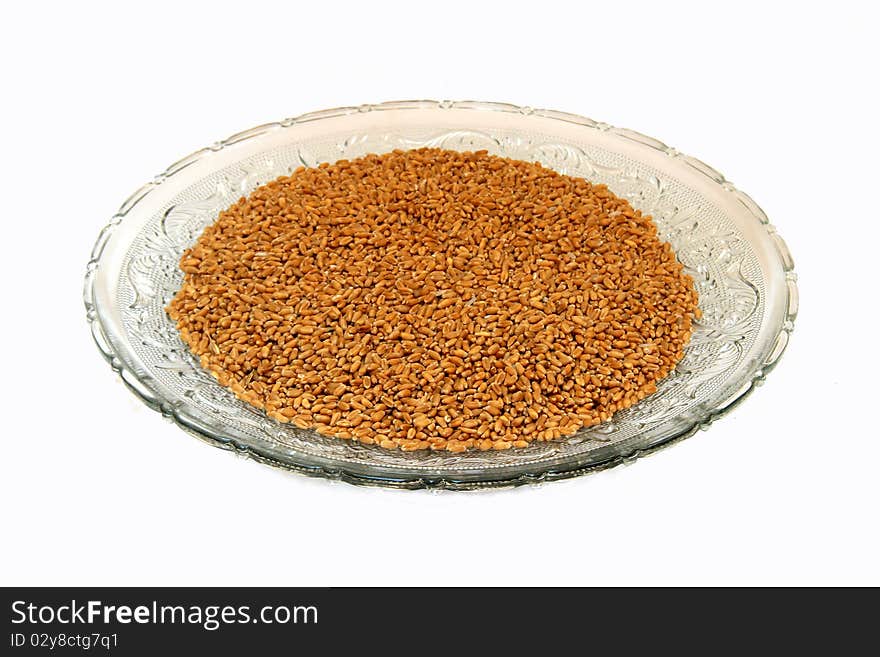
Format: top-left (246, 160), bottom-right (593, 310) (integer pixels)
top-left (84, 101), bottom-right (797, 489)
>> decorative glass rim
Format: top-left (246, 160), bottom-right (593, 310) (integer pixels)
top-left (83, 100), bottom-right (798, 490)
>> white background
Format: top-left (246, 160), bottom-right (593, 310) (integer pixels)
top-left (1, 1), bottom-right (877, 586)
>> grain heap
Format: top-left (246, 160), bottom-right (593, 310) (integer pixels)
top-left (167, 148), bottom-right (699, 452)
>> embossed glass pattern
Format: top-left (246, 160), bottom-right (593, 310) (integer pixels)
top-left (84, 101), bottom-right (797, 489)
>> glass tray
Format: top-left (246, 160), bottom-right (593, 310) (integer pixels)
top-left (84, 101), bottom-right (797, 489)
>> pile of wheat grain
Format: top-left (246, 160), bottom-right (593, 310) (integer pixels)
top-left (167, 148), bottom-right (699, 452)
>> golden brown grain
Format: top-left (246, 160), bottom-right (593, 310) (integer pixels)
top-left (167, 148), bottom-right (699, 451)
